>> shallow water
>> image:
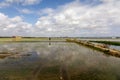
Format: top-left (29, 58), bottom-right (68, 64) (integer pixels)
top-left (91, 42), bottom-right (120, 51)
top-left (0, 42), bottom-right (120, 80)
top-left (110, 45), bottom-right (120, 50)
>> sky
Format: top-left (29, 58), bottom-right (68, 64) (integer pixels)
top-left (0, 0), bottom-right (120, 37)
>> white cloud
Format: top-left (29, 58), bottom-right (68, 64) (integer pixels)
top-left (0, 2), bottom-right (9, 8)
top-left (100, 0), bottom-right (118, 3)
top-left (11, 16), bottom-right (23, 22)
top-left (18, 8), bottom-right (33, 14)
top-left (0, 0), bottom-right (120, 37)
top-left (35, 0), bottom-right (120, 37)
top-left (0, 13), bottom-right (34, 36)
top-left (38, 8), bottom-right (54, 16)
top-left (23, 0), bottom-right (41, 5)
top-left (0, 0), bottom-right (42, 7)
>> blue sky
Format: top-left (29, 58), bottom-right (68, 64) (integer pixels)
top-left (0, 0), bottom-right (120, 37)
top-left (0, 0), bottom-right (74, 23)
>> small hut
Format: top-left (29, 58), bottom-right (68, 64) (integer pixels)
top-left (12, 36), bottom-right (22, 41)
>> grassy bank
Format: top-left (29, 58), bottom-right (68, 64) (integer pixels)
top-left (0, 37), bottom-right (66, 42)
top-left (67, 39), bottom-right (110, 53)
top-left (90, 41), bottom-right (120, 46)
top-left (66, 39), bottom-right (120, 57)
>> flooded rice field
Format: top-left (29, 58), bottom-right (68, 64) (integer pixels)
top-left (0, 42), bottom-right (120, 80)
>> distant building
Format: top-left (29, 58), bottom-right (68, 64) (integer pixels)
top-left (112, 37), bottom-right (116, 39)
top-left (12, 36), bottom-right (22, 41)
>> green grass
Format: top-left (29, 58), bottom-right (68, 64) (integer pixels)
top-left (0, 38), bottom-right (12, 41)
top-left (0, 37), bottom-right (66, 42)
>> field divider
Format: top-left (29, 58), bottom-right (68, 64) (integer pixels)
top-left (66, 39), bottom-right (120, 58)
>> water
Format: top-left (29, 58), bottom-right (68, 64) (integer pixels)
top-left (110, 45), bottom-right (120, 50)
top-left (0, 42), bottom-right (120, 80)
top-left (91, 42), bottom-right (120, 51)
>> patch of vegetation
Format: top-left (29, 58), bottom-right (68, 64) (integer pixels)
top-left (0, 37), bottom-right (66, 42)
top-left (66, 39), bottom-right (120, 58)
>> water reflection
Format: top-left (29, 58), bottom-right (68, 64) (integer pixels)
top-left (91, 42), bottom-right (120, 51)
top-left (110, 45), bottom-right (120, 50)
top-left (0, 42), bottom-right (120, 80)
top-left (49, 42), bottom-right (51, 46)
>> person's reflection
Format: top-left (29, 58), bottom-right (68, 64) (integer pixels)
top-left (49, 42), bottom-right (51, 45)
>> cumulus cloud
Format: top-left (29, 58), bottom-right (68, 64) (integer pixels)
top-left (0, 2), bottom-right (9, 8)
top-left (0, 13), bottom-right (34, 36)
top-left (38, 8), bottom-right (54, 16)
top-left (23, 0), bottom-right (41, 5)
top-left (35, 0), bottom-right (120, 37)
top-left (18, 8), bottom-right (33, 14)
top-left (0, 0), bottom-right (120, 37)
top-left (0, 0), bottom-right (42, 7)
